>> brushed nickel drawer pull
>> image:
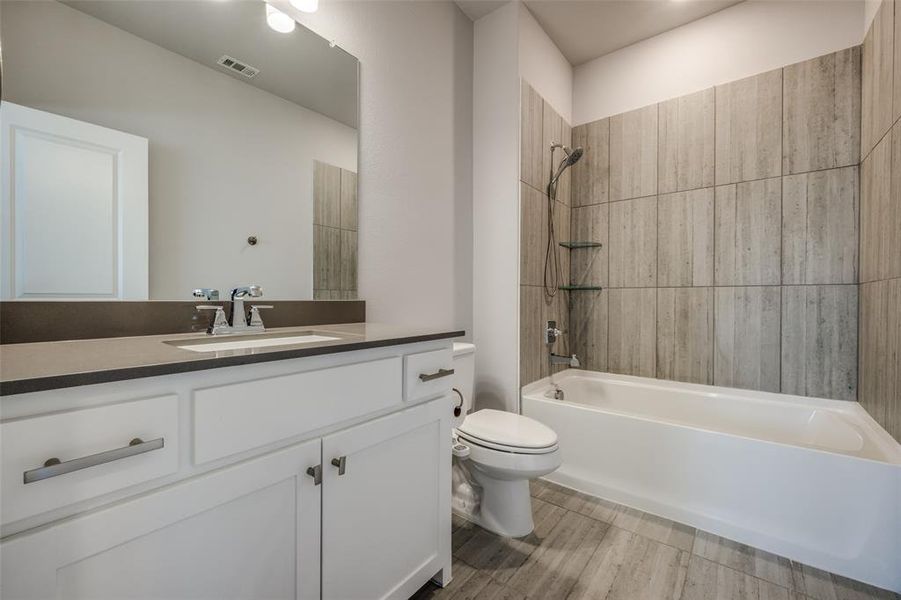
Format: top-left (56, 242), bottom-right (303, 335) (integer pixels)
top-left (23, 437), bottom-right (165, 484)
top-left (419, 368), bottom-right (455, 382)
top-left (330, 456), bottom-right (347, 476)
top-left (306, 464), bottom-right (322, 485)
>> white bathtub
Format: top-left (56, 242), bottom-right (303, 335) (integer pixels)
top-left (521, 370), bottom-right (901, 592)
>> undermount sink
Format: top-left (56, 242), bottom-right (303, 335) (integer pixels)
top-left (166, 331), bottom-right (342, 353)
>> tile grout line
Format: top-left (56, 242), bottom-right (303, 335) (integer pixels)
top-left (534, 483), bottom-right (701, 556)
top-left (606, 119), bottom-right (612, 370)
top-left (562, 514), bottom-right (616, 600)
top-left (573, 160), bottom-right (859, 209)
top-left (656, 100), bottom-right (661, 379)
top-left (712, 85), bottom-right (719, 386)
top-left (779, 64), bottom-right (786, 394)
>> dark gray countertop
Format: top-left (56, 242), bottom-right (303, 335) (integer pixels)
top-left (0, 323), bottom-right (464, 396)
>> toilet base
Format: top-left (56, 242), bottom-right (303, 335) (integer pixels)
top-left (468, 467), bottom-right (535, 538)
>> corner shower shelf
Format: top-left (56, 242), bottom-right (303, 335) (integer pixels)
top-left (559, 285), bottom-right (604, 291)
top-left (559, 241), bottom-right (603, 249)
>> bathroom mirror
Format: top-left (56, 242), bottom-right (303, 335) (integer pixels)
top-left (0, 0), bottom-right (359, 301)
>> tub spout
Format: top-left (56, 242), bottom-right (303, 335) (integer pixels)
top-left (550, 353), bottom-right (580, 368)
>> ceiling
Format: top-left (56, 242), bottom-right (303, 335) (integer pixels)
top-left (64, 0), bottom-right (359, 128)
top-left (455, 0), bottom-right (509, 20)
top-left (456, 0), bottom-right (744, 66)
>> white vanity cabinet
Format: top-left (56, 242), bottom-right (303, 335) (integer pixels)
top-left (0, 340), bottom-right (455, 600)
top-left (322, 398), bottom-right (450, 600)
top-left (1, 439), bottom-right (323, 600)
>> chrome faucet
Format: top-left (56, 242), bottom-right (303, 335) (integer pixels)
top-left (195, 284), bottom-right (273, 335)
top-left (229, 285), bottom-right (263, 331)
top-left (546, 320), bottom-right (580, 369)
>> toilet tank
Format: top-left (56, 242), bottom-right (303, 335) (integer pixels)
top-left (452, 343), bottom-right (476, 426)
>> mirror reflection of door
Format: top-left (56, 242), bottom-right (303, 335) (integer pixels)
top-left (0, 103), bottom-right (149, 300)
top-left (313, 161), bottom-right (358, 300)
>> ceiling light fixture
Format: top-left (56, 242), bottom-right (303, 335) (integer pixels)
top-left (266, 4), bottom-right (295, 33)
top-left (289, 0), bottom-right (319, 13)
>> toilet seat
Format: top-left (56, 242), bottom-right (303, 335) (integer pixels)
top-left (456, 431), bottom-right (558, 454)
top-left (456, 409), bottom-right (558, 455)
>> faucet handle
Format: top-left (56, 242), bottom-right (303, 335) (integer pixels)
top-left (196, 305), bottom-right (230, 334)
top-left (545, 320), bottom-right (563, 344)
top-left (249, 305), bottom-right (274, 329)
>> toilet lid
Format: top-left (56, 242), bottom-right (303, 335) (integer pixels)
top-left (457, 409), bottom-right (558, 450)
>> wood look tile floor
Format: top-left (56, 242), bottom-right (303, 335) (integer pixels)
top-left (411, 480), bottom-right (899, 600)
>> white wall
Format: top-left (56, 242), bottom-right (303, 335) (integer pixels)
top-left (286, 1), bottom-right (473, 334)
top-left (472, 1), bottom-right (521, 412)
top-left (470, 1), bottom-right (572, 412)
top-left (1, 0), bottom-right (357, 300)
top-left (865, 0), bottom-right (882, 32)
top-left (518, 4), bottom-right (573, 124)
top-left (574, 0), bottom-right (867, 125)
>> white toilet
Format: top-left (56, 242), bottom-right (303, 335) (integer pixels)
top-left (450, 342), bottom-right (562, 538)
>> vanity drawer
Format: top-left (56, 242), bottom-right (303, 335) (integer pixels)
top-left (193, 356), bottom-right (402, 464)
top-left (404, 347), bottom-right (454, 402)
top-left (1, 395), bottom-right (179, 526)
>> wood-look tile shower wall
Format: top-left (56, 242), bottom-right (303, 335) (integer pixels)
top-left (525, 48), bottom-right (865, 402)
top-left (520, 83), bottom-right (572, 386)
top-left (313, 160), bottom-right (358, 300)
top-left (859, 0), bottom-right (901, 441)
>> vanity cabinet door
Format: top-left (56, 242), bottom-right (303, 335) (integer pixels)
top-left (321, 397), bottom-right (451, 600)
top-left (1, 440), bottom-right (322, 600)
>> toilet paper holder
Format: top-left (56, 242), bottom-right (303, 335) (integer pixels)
top-left (452, 388), bottom-right (464, 417)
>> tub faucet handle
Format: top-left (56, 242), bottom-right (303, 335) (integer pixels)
top-left (545, 320), bottom-right (563, 344)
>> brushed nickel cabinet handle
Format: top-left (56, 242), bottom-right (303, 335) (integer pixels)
top-left (419, 368), bottom-right (455, 382)
top-left (305, 464), bottom-right (322, 485)
top-left (330, 456), bottom-right (347, 476)
top-left (23, 437), bottom-right (165, 484)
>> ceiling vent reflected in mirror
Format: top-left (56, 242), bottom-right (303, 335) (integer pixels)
top-left (216, 55), bottom-right (260, 79)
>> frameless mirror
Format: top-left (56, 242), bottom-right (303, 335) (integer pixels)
top-left (0, 0), bottom-right (359, 301)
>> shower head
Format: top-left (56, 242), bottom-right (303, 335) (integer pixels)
top-left (550, 145), bottom-right (584, 186)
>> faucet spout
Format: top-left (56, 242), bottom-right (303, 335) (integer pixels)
top-left (229, 285), bottom-right (263, 330)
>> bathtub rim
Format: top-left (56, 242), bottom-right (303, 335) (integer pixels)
top-left (521, 369), bottom-right (901, 466)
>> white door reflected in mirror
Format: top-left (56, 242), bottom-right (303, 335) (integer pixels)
top-left (0, 103), bottom-right (149, 300)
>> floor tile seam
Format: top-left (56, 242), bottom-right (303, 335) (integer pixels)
top-left (560, 518), bottom-right (619, 600)
top-left (450, 551), bottom-right (494, 575)
top-left (691, 535), bottom-right (828, 592)
top-left (687, 554), bottom-right (797, 595)
top-left (601, 521), bottom-right (696, 556)
top-left (534, 486), bottom-right (696, 553)
top-left (529, 494), bottom-right (620, 526)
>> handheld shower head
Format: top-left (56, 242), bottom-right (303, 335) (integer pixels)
top-left (550, 145), bottom-right (584, 186)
